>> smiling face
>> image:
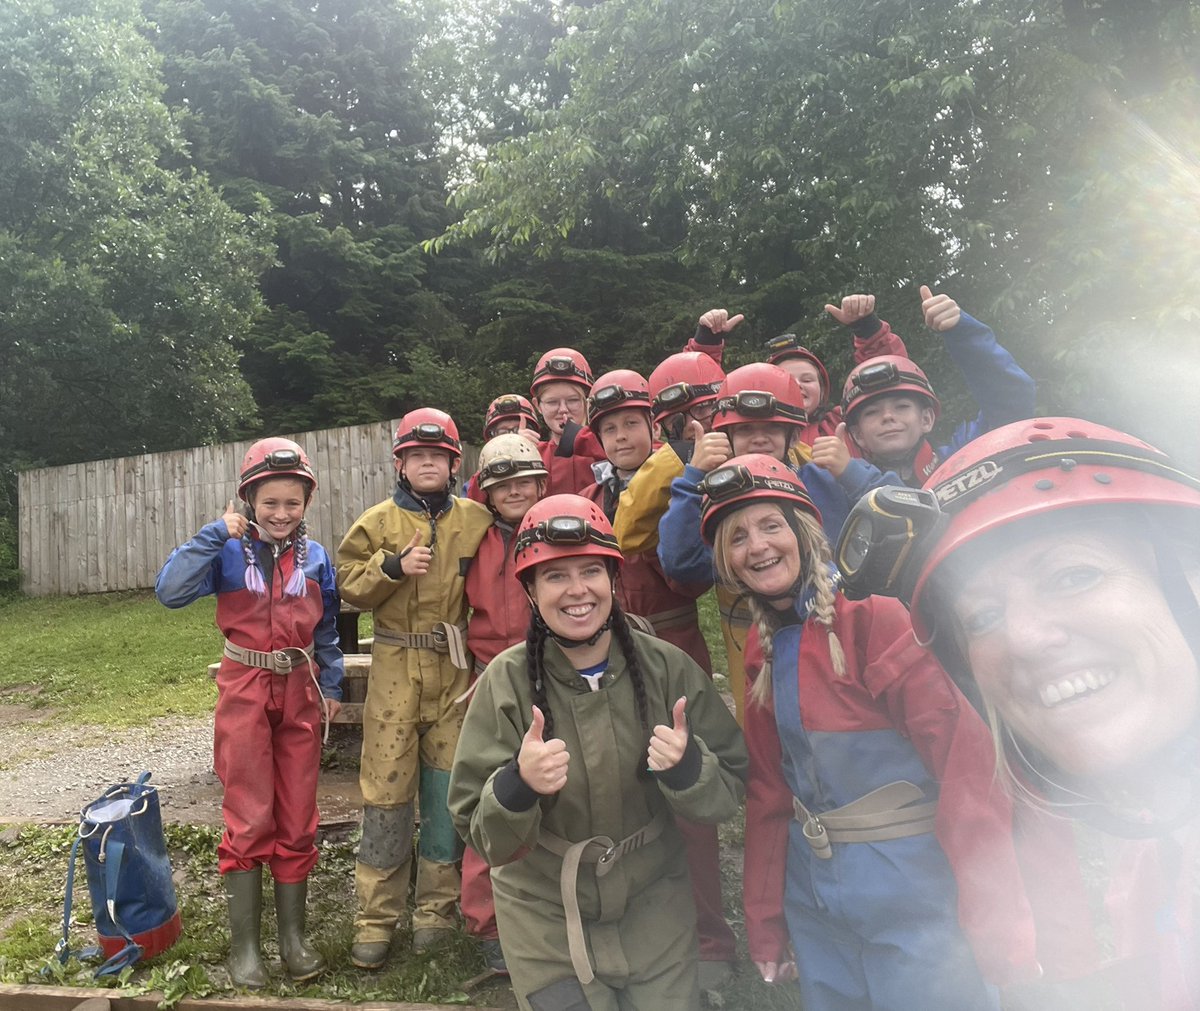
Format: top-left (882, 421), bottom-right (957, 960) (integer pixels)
top-left (488, 475), bottom-right (543, 524)
top-left (528, 556), bottom-right (614, 642)
top-left (535, 381), bottom-right (587, 438)
top-left (397, 446), bottom-right (458, 494)
top-left (721, 502), bottom-right (803, 602)
top-left (250, 477), bottom-right (309, 541)
top-left (779, 359), bottom-right (824, 411)
top-left (596, 408), bottom-right (653, 475)
top-left (848, 393), bottom-right (935, 466)
top-left (948, 529), bottom-right (1199, 778)
top-left (729, 421), bottom-right (792, 461)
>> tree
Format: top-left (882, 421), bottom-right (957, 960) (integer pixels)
top-left (435, 0), bottom-right (1200, 460)
top-left (0, 0), bottom-right (270, 466)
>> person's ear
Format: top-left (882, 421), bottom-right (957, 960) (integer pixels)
top-left (450, 456), bottom-right (462, 477)
top-left (918, 407), bottom-right (936, 435)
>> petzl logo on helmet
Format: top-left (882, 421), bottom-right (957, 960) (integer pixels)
top-left (935, 460), bottom-right (1000, 506)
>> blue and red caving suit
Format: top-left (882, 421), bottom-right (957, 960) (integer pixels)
top-left (849, 311), bottom-right (1036, 486)
top-left (156, 521), bottom-right (344, 881)
top-left (459, 518), bottom-right (531, 943)
top-left (742, 591), bottom-right (1038, 1010)
top-left (581, 469), bottom-right (737, 966)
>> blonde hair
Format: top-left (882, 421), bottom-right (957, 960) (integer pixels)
top-left (713, 504), bottom-right (845, 706)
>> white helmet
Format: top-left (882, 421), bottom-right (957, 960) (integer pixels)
top-left (477, 433), bottom-right (549, 491)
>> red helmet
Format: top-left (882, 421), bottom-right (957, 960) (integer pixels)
top-left (393, 408), bottom-right (462, 460)
top-left (699, 453), bottom-right (822, 544)
top-left (238, 438), bottom-right (316, 502)
top-left (764, 334), bottom-right (830, 401)
top-left (587, 369), bottom-right (652, 428)
top-left (483, 394), bottom-right (540, 439)
top-left (530, 347), bottom-right (594, 397)
top-left (513, 494), bottom-right (624, 578)
top-left (712, 363), bottom-right (807, 432)
top-left (909, 417), bottom-right (1200, 641)
top-left (647, 352), bottom-right (725, 425)
top-left (842, 355), bottom-right (940, 421)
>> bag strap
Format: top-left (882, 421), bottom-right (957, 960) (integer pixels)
top-left (93, 838), bottom-right (143, 977)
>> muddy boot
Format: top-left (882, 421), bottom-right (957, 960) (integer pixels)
top-left (274, 878), bottom-right (326, 982)
top-left (224, 868), bottom-right (268, 988)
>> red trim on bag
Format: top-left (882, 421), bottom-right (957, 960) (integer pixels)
top-left (97, 910), bottom-right (182, 960)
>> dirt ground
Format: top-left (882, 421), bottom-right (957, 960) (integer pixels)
top-left (0, 701), bottom-right (365, 826)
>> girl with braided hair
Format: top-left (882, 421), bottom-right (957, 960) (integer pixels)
top-left (448, 494), bottom-right (746, 1011)
top-left (701, 454), bottom-right (1039, 1010)
top-left (155, 437), bottom-right (343, 988)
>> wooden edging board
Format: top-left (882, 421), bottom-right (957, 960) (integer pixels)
top-left (0, 985), bottom-right (501, 1010)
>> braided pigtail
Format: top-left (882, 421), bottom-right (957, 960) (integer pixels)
top-left (526, 614), bottom-right (555, 740)
top-left (611, 605), bottom-right (652, 742)
top-left (792, 511), bottom-right (846, 677)
top-left (746, 596), bottom-right (781, 708)
top-left (241, 535), bottom-right (267, 595)
top-left (283, 519), bottom-right (309, 598)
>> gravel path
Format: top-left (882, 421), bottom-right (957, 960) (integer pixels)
top-left (0, 705), bottom-right (363, 825)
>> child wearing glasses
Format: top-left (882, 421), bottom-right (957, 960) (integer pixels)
top-left (529, 347), bottom-right (609, 496)
top-left (335, 409), bottom-right (493, 968)
top-left (155, 438), bottom-right (344, 988)
top-left (448, 494), bottom-right (746, 1011)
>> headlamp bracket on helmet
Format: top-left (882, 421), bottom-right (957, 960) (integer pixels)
top-left (478, 458), bottom-right (544, 484)
top-left (654, 380), bottom-right (720, 414)
top-left (240, 449), bottom-right (310, 485)
top-left (590, 385), bottom-right (650, 411)
top-left (700, 465), bottom-right (807, 503)
top-left (836, 486), bottom-right (945, 603)
top-left (715, 390), bottom-right (807, 424)
top-left (514, 516), bottom-right (620, 554)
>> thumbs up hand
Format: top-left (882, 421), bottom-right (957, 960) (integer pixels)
top-left (648, 697), bottom-right (690, 772)
top-left (810, 422), bottom-right (851, 477)
top-left (222, 500), bottom-right (248, 540)
top-left (698, 308), bottom-right (745, 334)
top-left (690, 430), bottom-right (733, 473)
top-left (920, 284), bottom-right (961, 332)
top-left (824, 293), bottom-right (876, 326)
top-left (518, 706), bottom-right (569, 794)
top-left (398, 530), bottom-right (432, 576)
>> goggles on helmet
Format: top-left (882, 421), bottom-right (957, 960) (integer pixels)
top-left (477, 458), bottom-right (545, 485)
top-left (533, 356), bottom-right (590, 384)
top-left (653, 380), bottom-right (721, 415)
top-left (514, 515), bottom-right (620, 554)
top-left (590, 384), bottom-right (650, 412)
top-left (240, 449), bottom-right (307, 483)
top-left (715, 391), bottom-right (807, 423)
top-left (836, 486), bottom-right (945, 604)
top-left (700, 463), bottom-right (805, 503)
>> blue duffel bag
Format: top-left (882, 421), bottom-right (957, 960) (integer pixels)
top-left (56, 771), bottom-right (182, 976)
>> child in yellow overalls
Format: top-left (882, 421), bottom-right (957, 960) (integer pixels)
top-left (336, 409), bottom-right (492, 968)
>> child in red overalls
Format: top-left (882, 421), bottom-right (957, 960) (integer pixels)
top-left (156, 438), bottom-right (344, 988)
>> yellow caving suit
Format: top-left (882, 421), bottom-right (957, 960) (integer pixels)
top-left (448, 631), bottom-right (747, 1011)
top-left (610, 441), bottom-right (813, 725)
top-left (336, 483), bottom-right (493, 942)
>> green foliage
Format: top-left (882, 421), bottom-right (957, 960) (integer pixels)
top-left (0, 0), bottom-right (270, 468)
top-left (0, 591), bottom-right (218, 724)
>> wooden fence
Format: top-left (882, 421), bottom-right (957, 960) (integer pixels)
top-left (17, 421), bottom-right (481, 596)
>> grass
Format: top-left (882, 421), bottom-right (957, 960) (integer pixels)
top-left (0, 591), bottom-right (219, 725)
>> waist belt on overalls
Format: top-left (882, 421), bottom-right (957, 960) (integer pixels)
top-left (643, 604), bottom-right (696, 632)
top-left (222, 640), bottom-right (332, 743)
top-left (792, 781), bottom-right (937, 860)
top-left (372, 621), bottom-right (471, 671)
top-left (538, 809), bottom-right (669, 985)
top-left (223, 640), bottom-right (314, 674)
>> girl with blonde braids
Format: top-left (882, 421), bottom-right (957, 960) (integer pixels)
top-left (700, 454), bottom-right (1039, 1010)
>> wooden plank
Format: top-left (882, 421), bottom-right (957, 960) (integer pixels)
top-left (85, 459), bottom-right (101, 591)
top-left (0, 983), bottom-right (502, 1010)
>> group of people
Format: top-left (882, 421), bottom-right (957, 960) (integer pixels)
top-left (154, 284), bottom-right (1199, 1011)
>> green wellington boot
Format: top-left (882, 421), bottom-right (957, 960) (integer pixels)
top-left (224, 869), bottom-right (268, 988)
top-left (274, 878), bottom-right (326, 981)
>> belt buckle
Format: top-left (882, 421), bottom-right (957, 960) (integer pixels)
top-left (598, 842), bottom-right (618, 866)
top-left (431, 626), bottom-right (448, 648)
top-left (272, 649), bottom-right (294, 674)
